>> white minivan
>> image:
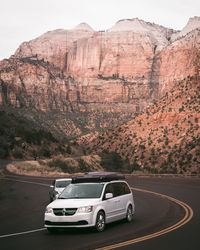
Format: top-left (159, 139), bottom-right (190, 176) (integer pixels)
top-left (45, 172), bottom-right (135, 232)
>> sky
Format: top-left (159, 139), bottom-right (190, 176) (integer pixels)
top-left (0, 0), bottom-right (200, 60)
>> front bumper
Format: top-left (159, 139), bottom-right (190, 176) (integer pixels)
top-left (44, 212), bottom-right (95, 228)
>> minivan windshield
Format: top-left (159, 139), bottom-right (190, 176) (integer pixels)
top-left (58, 183), bottom-right (104, 199)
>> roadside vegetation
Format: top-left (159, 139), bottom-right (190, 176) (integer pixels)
top-left (80, 76), bottom-right (200, 175)
top-left (6, 154), bottom-right (103, 176)
top-left (0, 110), bottom-right (71, 160)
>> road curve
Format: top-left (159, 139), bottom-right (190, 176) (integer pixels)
top-left (0, 162), bottom-right (199, 250)
top-left (95, 187), bottom-right (193, 250)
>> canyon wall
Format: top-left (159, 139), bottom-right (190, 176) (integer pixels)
top-left (0, 17), bottom-right (200, 138)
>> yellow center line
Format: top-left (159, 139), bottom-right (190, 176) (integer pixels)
top-left (95, 187), bottom-right (193, 250)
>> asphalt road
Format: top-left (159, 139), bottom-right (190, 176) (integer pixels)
top-left (0, 161), bottom-right (199, 250)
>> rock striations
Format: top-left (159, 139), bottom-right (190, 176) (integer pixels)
top-left (0, 17), bottom-right (200, 139)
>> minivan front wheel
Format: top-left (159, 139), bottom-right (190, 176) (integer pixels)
top-left (95, 211), bottom-right (105, 232)
top-left (126, 205), bottom-right (133, 222)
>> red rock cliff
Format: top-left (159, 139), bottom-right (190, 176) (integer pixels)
top-left (0, 17), bottom-right (200, 138)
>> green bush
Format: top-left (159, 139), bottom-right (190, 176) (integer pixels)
top-left (12, 148), bottom-right (23, 159)
top-left (100, 151), bottom-right (124, 172)
top-left (0, 146), bottom-right (9, 158)
top-left (130, 162), bottom-right (141, 172)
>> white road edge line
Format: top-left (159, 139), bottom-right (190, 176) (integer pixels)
top-left (0, 228), bottom-right (46, 239)
top-left (0, 177), bottom-right (49, 187)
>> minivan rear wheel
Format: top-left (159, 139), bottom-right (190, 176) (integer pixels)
top-left (126, 205), bottom-right (133, 222)
top-left (95, 211), bottom-right (105, 232)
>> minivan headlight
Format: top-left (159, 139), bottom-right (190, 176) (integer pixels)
top-left (77, 206), bottom-right (93, 213)
top-left (45, 207), bottom-right (53, 213)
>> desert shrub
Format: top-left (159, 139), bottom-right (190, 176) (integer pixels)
top-left (0, 138), bottom-right (10, 158)
top-left (140, 152), bottom-right (145, 159)
top-left (130, 162), bottom-right (141, 172)
top-left (66, 145), bottom-right (72, 154)
top-left (100, 151), bottom-right (124, 172)
top-left (12, 148), bottom-right (23, 159)
top-left (48, 158), bottom-right (76, 173)
top-left (139, 144), bottom-right (145, 150)
top-left (40, 147), bottom-right (51, 158)
top-left (79, 159), bottom-right (91, 172)
top-left (0, 146), bottom-right (9, 158)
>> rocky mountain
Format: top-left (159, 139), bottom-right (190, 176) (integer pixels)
top-left (0, 17), bottom-right (200, 140)
top-left (80, 73), bottom-right (200, 174)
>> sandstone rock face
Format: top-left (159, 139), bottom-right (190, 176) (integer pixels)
top-left (108, 18), bottom-right (173, 51)
top-left (15, 26), bottom-right (94, 72)
top-left (13, 19), bottom-right (173, 109)
top-left (0, 57), bottom-right (67, 110)
top-left (15, 19), bottom-right (172, 81)
top-left (0, 56), bottom-right (138, 138)
top-left (158, 28), bottom-right (200, 96)
top-left (1, 17), bottom-right (200, 138)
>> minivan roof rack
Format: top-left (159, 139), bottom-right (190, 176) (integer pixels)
top-left (72, 172), bottom-right (125, 184)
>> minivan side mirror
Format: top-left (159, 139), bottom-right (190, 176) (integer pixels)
top-left (105, 193), bottom-right (113, 199)
top-left (50, 185), bottom-right (54, 188)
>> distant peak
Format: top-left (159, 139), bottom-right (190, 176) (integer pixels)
top-left (185, 16), bottom-right (200, 31)
top-left (171, 16), bottom-right (200, 42)
top-left (73, 23), bottom-right (94, 32)
top-left (188, 16), bottom-right (200, 24)
top-left (184, 16), bottom-right (200, 31)
top-left (108, 18), bottom-right (156, 32)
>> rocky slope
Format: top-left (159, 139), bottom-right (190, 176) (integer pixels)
top-left (0, 17), bottom-right (200, 140)
top-left (81, 72), bottom-right (200, 174)
top-left (0, 110), bottom-right (69, 159)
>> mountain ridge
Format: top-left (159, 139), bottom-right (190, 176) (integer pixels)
top-left (0, 16), bottom-right (200, 142)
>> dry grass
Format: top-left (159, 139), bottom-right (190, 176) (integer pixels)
top-left (80, 155), bottom-right (103, 171)
top-left (6, 161), bottom-right (67, 177)
top-left (6, 154), bottom-right (103, 177)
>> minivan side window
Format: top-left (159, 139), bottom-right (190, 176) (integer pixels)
top-left (112, 182), bottom-right (131, 197)
top-left (112, 183), bottom-right (123, 197)
top-left (103, 182), bottom-right (131, 199)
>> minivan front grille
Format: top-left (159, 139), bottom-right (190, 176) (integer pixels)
top-left (53, 208), bottom-right (77, 216)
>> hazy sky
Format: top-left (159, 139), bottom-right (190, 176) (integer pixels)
top-left (0, 0), bottom-right (199, 60)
